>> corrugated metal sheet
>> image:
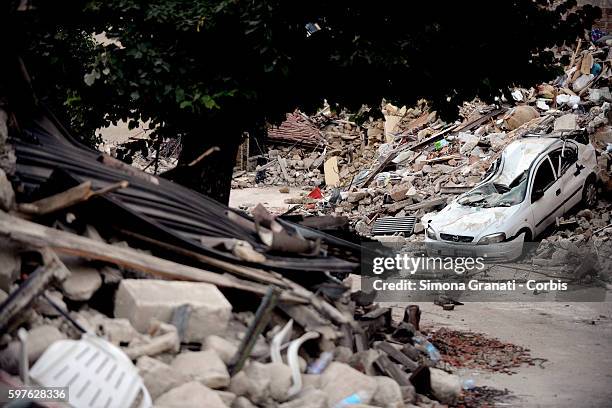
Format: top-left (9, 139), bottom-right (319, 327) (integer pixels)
top-left (12, 108), bottom-right (358, 274)
top-left (372, 216), bottom-right (416, 236)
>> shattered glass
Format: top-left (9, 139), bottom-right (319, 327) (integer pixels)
top-left (458, 169), bottom-right (528, 208)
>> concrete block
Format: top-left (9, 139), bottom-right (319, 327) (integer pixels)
top-left (155, 381), bottom-right (227, 408)
top-left (320, 362), bottom-right (378, 406)
top-left (137, 356), bottom-right (188, 400)
top-left (114, 279), bottom-right (232, 342)
top-left (554, 114), bottom-right (578, 131)
top-left (60, 263), bottom-right (102, 301)
top-left (170, 350), bottom-right (230, 389)
top-left (204, 335), bottom-right (238, 365)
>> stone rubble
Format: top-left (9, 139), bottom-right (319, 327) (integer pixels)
top-left (229, 39), bottom-right (612, 259)
top-left (0, 35), bottom-right (610, 408)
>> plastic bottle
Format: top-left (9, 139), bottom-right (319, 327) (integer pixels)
top-left (413, 336), bottom-right (441, 363)
top-left (332, 391), bottom-right (371, 408)
top-left (462, 378), bottom-right (476, 390)
top-left (434, 139), bottom-right (449, 150)
top-left (307, 351), bottom-right (334, 374)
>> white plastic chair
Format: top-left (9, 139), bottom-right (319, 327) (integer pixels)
top-left (30, 334), bottom-right (152, 408)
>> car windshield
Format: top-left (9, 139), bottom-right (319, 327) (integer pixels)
top-left (458, 158), bottom-right (528, 208)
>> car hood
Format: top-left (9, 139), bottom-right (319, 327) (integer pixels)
top-left (424, 203), bottom-right (520, 238)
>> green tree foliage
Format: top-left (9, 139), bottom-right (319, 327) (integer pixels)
top-left (3, 0), bottom-right (601, 202)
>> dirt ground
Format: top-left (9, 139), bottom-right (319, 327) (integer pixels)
top-left (383, 300), bottom-right (612, 408)
top-left (229, 186), bottom-right (308, 213)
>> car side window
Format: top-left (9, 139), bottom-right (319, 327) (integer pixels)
top-left (548, 150), bottom-right (562, 176)
top-left (560, 144), bottom-right (578, 175)
top-left (531, 158), bottom-right (556, 201)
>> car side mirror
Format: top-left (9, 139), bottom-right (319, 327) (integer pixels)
top-left (574, 163), bottom-right (584, 176)
top-left (532, 188), bottom-right (544, 202)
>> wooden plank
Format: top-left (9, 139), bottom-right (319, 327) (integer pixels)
top-left (386, 197), bottom-right (447, 214)
top-left (359, 152), bottom-right (396, 187)
top-left (374, 354), bottom-right (412, 386)
top-left (407, 124), bottom-right (458, 152)
top-left (0, 249), bottom-right (70, 332)
top-left (453, 108), bottom-right (506, 134)
top-left (376, 341), bottom-right (419, 371)
top-left (324, 156), bottom-right (340, 187)
top-left (424, 155), bottom-right (461, 164)
top-left (401, 343), bottom-right (421, 361)
top-left (117, 229), bottom-right (288, 287)
top-left (0, 211), bottom-right (306, 303)
top-left (18, 180), bottom-right (128, 216)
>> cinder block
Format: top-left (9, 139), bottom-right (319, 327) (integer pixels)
top-left (115, 279), bottom-right (232, 343)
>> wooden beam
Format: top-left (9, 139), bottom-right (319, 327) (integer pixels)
top-left (116, 229), bottom-right (288, 287)
top-left (229, 287), bottom-right (280, 375)
top-left (375, 341), bottom-right (419, 371)
top-left (18, 180), bottom-right (128, 216)
top-left (386, 196), bottom-right (447, 214)
top-left (0, 249), bottom-right (70, 332)
top-left (0, 211), bottom-right (306, 303)
top-left (373, 354), bottom-right (412, 386)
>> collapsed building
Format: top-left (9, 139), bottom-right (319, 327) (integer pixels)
top-left (0, 32), bottom-right (611, 408)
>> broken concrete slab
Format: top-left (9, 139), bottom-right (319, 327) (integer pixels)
top-left (215, 390), bottom-right (236, 407)
top-left (232, 396), bottom-right (258, 408)
top-left (170, 350), bottom-right (230, 389)
top-left (266, 362), bottom-right (293, 402)
top-left (0, 244), bottom-right (20, 292)
top-left (60, 262), bottom-right (102, 301)
top-left (0, 169), bottom-right (14, 211)
top-left (347, 191), bottom-right (368, 203)
top-left (320, 362), bottom-right (378, 406)
top-left (204, 335), bottom-right (239, 365)
top-left (229, 362), bottom-right (271, 404)
top-left (372, 376), bottom-right (404, 408)
top-left (279, 388), bottom-right (328, 408)
top-left (28, 325), bottom-right (66, 364)
top-left (137, 355), bottom-right (189, 400)
top-left (115, 279), bottom-right (232, 342)
top-left (554, 114), bottom-right (578, 131)
top-left (429, 367), bottom-right (461, 405)
top-left (349, 349), bottom-right (382, 376)
top-left (155, 381), bottom-right (227, 408)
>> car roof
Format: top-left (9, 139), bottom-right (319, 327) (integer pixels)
top-left (505, 137), bottom-right (558, 160)
top-left (496, 138), bottom-right (558, 185)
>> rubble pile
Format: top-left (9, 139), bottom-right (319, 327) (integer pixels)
top-left (234, 108), bottom-right (384, 189)
top-left (430, 328), bottom-right (538, 374)
top-left (99, 135), bottom-right (181, 175)
top-left (455, 386), bottom-right (514, 408)
top-left (241, 36), bottom-right (612, 250)
top-left (0, 106), bottom-right (527, 408)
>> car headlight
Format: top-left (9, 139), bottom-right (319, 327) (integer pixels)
top-left (426, 225), bottom-right (437, 240)
top-left (477, 232), bottom-right (506, 245)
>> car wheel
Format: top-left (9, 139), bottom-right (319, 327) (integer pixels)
top-left (582, 177), bottom-right (597, 208)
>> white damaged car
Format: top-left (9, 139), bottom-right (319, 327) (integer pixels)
top-left (423, 134), bottom-right (598, 261)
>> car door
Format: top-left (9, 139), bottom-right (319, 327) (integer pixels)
top-left (530, 155), bottom-right (562, 236)
top-left (558, 142), bottom-right (584, 213)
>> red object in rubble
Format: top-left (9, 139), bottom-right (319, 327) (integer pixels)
top-left (307, 187), bottom-right (323, 199)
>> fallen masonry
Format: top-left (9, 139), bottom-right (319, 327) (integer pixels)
top-left (0, 32), bottom-right (611, 408)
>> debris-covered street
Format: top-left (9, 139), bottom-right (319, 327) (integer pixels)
top-left (1, 1), bottom-right (612, 408)
top-left (386, 301), bottom-right (612, 407)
